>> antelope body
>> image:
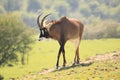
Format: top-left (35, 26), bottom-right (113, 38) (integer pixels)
top-left (37, 14), bottom-right (84, 69)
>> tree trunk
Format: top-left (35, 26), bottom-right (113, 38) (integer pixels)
top-left (21, 53), bottom-right (25, 65)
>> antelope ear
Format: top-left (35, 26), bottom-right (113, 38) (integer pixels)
top-left (43, 20), bottom-right (47, 27)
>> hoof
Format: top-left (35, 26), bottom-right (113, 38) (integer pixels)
top-left (77, 61), bottom-right (80, 64)
top-left (56, 66), bottom-right (59, 69)
top-left (62, 65), bottom-right (66, 68)
top-left (71, 63), bottom-right (76, 66)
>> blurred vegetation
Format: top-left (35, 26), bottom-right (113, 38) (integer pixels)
top-left (0, 13), bottom-right (34, 66)
top-left (83, 20), bottom-right (120, 39)
top-left (0, 0), bottom-right (119, 39)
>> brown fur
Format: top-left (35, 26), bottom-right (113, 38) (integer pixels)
top-left (48, 17), bottom-right (84, 41)
top-left (37, 14), bottom-right (84, 69)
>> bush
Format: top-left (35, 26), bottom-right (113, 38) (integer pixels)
top-left (83, 20), bottom-right (120, 39)
top-left (0, 13), bottom-right (34, 65)
top-left (0, 75), bottom-right (4, 80)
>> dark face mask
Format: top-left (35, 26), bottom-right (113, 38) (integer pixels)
top-left (39, 28), bottom-right (49, 41)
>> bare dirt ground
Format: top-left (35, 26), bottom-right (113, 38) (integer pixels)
top-left (83, 49), bottom-right (120, 64)
top-left (22, 49), bottom-right (120, 80)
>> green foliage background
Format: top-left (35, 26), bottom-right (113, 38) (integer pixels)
top-left (0, 0), bottom-right (120, 39)
top-left (0, 0), bottom-right (120, 25)
top-left (0, 13), bottom-right (34, 65)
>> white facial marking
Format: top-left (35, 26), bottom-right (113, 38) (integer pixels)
top-left (42, 30), bottom-right (44, 35)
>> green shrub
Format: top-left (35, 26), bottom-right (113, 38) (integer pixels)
top-left (0, 13), bottom-right (34, 66)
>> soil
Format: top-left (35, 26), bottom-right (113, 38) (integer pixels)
top-left (82, 49), bottom-right (120, 65)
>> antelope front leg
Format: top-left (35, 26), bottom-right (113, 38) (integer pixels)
top-left (56, 44), bottom-right (63, 69)
top-left (62, 52), bottom-right (66, 67)
top-left (56, 51), bottom-right (61, 69)
top-left (56, 41), bottom-right (66, 69)
top-left (62, 43), bottom-right (66, 67)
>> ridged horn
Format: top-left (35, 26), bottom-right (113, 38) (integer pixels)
top-left (37, 13), bottom-right (42, 29)
top-left (41, 14), bottom-right (51, 27)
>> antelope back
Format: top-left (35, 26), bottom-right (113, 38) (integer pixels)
top-left (47, 17), bottom-right (84, 41)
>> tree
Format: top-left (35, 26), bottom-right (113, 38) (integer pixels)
top-left (54, 1), bottom-right (70, 17)
top-left (4, 0), bottom-right (24, 12)
top-left (0, 6), bottom-right (6, 14)
top-left (83, 20), bottom-right (120, 39)
top-left (66, 0), bottom-right (79, 11)
top-left (27, 0), bottom-right (41, 12)
top-left (0, 13), bottom-right (34, 65)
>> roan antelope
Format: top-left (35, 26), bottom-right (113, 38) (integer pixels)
top-left (37, 13), bottom-right (84, 69)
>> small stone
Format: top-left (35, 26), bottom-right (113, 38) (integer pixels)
top-left (115, 67), bottom-right (118, 69)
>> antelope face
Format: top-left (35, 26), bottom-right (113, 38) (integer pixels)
top-left (39, 28), bottom-right (49, 41)
top-left (37, 13), bottom-right (51, 41)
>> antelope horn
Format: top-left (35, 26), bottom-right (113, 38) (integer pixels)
top-left (37, 13), bottom-right (42, 29)
top-left (41, 14), bottom-right (51, 27)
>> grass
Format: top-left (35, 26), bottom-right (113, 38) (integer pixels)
top-left (37, 60), bottom-right (120, 80)
top-left (0, 38), bottom-right (120, 80)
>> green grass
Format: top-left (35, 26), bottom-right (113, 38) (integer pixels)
top-left (38, 60), bottom-right (120, 80)
top-left (0, 38), bottom-right (120, 80)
